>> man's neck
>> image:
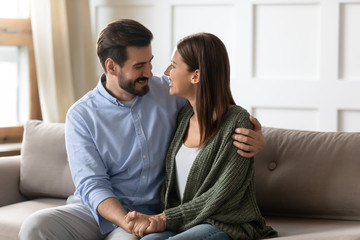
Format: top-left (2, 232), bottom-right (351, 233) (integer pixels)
top-left (102, 77), bottom-right (135, 102)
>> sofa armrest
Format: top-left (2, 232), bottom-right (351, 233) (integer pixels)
top-left (0, 155), bottom-right (26, 206)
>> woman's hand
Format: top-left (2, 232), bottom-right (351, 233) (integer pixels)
top-left (145, 212), bottom-right (167, 235)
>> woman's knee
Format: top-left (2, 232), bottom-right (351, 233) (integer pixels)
top-left (141, 231), bottom-right (176, 240)
top-left (167, 224), bottom-right (231, 240)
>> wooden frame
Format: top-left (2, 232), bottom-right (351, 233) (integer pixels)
top-left (0, 18), bottom-right (41, 145)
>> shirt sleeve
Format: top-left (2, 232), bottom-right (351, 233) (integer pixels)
top-left (65, 108), bottom-right (117, 231)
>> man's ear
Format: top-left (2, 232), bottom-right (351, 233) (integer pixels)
top-left (105, 58), bottom-right (117, 75)
top-left (191, 69), bottom-right (200, 84)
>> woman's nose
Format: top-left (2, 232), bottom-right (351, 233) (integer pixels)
top-left (164, 65), bottom-right (171, 76)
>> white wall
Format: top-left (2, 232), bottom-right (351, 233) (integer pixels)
top-left (90, 0), bottom-right (360, 132)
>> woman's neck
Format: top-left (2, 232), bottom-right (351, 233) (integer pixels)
top-left (183, 98), bottom-right (201, 148)
top-left (183, 114), bottom-right (201, 148)
top-left (187, 96), bottom-right (196, 113)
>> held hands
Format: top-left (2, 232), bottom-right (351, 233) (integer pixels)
top-left (124, 211), bottom-right (166, 237)
top-left (232, 116), bottom-right (266, 158)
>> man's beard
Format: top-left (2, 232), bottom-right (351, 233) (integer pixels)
top-left (118, 76), bottom-right (149, 97)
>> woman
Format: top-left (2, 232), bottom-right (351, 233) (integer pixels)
top-left (126, 33), bottom-right (277, 240)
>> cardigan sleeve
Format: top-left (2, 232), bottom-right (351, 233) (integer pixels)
top-left (163, 107), bottom-right (255, 232)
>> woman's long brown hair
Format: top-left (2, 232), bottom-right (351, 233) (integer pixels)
top-left (177, 33), bottom-right (235, 147)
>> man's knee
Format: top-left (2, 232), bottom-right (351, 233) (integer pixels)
top-left (19, 208), bottom-right (59, 240)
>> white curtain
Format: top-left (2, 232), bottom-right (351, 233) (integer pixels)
top-left (30, 0), bottom-right (97, 122)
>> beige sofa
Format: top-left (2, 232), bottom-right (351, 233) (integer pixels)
top-left (0, 120), bottom-right (360, 240)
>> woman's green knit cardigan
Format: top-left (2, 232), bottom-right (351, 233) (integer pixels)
top-left (161, 105), bottom-right (277, 240)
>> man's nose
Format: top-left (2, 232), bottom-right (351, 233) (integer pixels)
top-left (143, 63), bottom-right (153, 78)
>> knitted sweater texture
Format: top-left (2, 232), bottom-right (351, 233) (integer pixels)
top-left (161, 105), bottom-right (277, 239)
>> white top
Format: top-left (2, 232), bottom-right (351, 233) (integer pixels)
top-left (175, 143), bottom-right (200, 201)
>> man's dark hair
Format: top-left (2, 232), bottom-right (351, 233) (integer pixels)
top-left (96, 19), bottom-right (153, 71)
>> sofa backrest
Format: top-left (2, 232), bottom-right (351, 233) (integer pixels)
top-left (20, 120), bottom-right (75, 199)
top-left (19, 120), bottom-right (360, 220)
top-left (254, 127), bottom-right (360, 220)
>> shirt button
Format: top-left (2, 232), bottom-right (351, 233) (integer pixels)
top-left (138, 131), bottom-right (141, 135)
top-left (143, 155), bottom-right (146, 159)
top-left (142, 176), bottom-right (146, 179)
top-left (131, 108), bottom-right (135, 112)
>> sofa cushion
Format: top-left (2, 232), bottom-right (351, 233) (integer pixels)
top-left (20, 120), bottom-right (75, 199)
top-left (266, 216), bottom-right (360, 240)
top-left (0, 156), bottom-right (25, 206)
top-left (254, 127), bottom-right (360, 220)
top-left (0, 198), bottom-right (66, 240)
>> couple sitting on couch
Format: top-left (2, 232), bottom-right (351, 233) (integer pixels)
top-left (19, 19), bottom-right (277, 240)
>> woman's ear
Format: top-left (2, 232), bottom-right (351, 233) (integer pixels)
top-left (191, 69), bottom-right (200, 84)
top-left (105, 58), bottom-right (117, 75)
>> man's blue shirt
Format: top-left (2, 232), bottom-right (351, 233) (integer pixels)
top-left (65, 74), bottom-right (186, 234)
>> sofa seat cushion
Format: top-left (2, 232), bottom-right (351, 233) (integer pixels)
top-left (266, 217), bottom-right (360, 240)
top-left (0, 198), bottom-right (66, 240)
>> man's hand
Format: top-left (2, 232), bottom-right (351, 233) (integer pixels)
top-left (97, 197), bottom-right (136, 234)
top-left (124, 211), bottom-right (151, 237)
top-left (125, 211), bottom-right (166, 237)
top-left (232, 115), bottom-right (265, 158)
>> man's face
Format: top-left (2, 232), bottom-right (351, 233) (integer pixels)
top-left (115, 45), bottom-right (154, 99)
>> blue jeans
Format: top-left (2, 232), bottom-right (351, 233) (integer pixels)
top-left (141, 223), bottom-right (231, 240)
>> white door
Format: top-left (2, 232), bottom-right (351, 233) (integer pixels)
top-left (90, 0), bottom-right (360, 132)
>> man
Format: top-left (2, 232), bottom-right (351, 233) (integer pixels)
top-left (19, 19), bottom-right (265, 240)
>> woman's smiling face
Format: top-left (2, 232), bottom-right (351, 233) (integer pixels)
top-left (164, 49), bottom-right (197, 99)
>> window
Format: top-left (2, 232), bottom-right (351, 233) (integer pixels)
top-left (0, 0), bottom-right (41, 155)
